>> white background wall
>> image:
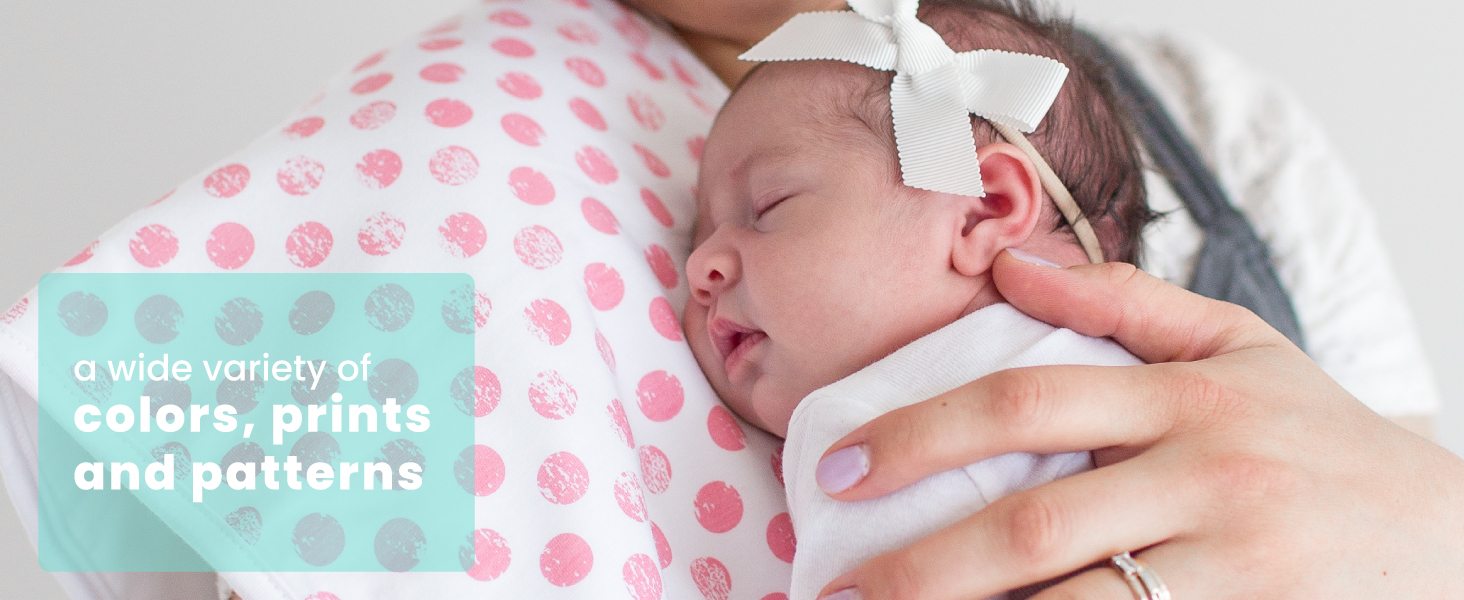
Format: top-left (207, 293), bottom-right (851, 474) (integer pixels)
top-left (0, 1), bottom-right (1459, 597)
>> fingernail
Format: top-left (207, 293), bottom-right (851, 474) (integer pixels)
top-left (820, 588), bottom-right (862, 600)
top-left (816, 445), bottom-right (870, 494)
top-left (1007, 248), bottom-right (1061, 268)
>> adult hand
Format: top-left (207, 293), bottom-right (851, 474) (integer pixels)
top-left (816, 251), bottom-right (1464, 599)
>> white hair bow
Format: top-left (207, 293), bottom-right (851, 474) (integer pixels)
top-left (739, 0), bottom-right (1106, 263)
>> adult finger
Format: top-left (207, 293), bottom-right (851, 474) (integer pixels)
top-left (818, 453), bottom-right (1206, 600)
top-left (1028, 545), bottom-right (1196, 600)
top-left (817, 356), bottom-right (1278, 501)
top-left (991, 250), bottom-right (1291, 362)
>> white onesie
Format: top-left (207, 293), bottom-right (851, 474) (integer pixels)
top-left (782, 302), bottom-right (1143, 600)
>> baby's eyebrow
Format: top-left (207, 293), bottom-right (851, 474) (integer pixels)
top-left (729, 144), bottom-right (801, 190)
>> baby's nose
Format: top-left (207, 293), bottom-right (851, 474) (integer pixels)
top-left (686, 242), bottom-right (739, 305)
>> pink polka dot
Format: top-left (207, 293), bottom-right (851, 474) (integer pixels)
top-left (418, 37), bottom-right (462, 51)
top-left (537, 451), bottom-right (588, 502)
top-left (351, 72), bottom-right (393, 94)
top-left (525, 299), bottom-right (572, 346)
top-left (439, 212), bottom-right (486, 258)
top-left (631, 52), bottom-right (665, 81)
top-left (627, 92), bottom-right (665, 132)
top-left (425, 19), bottom-right (460, 35)
top-left (420, 62), bottom-right (465, 83)
top-left (569, 97), bottom-right (607, 131)
top-left (63, 241), bottom-right (97, 267)
top-left (636, 371), bottom-right (683, 422)
top-left (350, 100), bottom-right (397, 130)
top-left (649, 297), bottom-right (682, 341)
top-left (596, 330), bottom-right (617, 372)
top-left (492, 37), bottom-right (535, 58)
top-left (510, 167), bottom-right (555, 205)
top-left (576, 146), bottom-right (618, 184)
top-left (356, 149), bottom-right (402, 189)
top-left (690, 557), bottom-right (731, 600)
top-left (497, 71), bottom-right (543, 100)
top-left (130, 224), bottom-right (178, 268)
top-left (514, 225), bottom-right (563, 269)
top-left (607, 398), bottom-right (634, 447)
top-left (766, 513), bottom-right (796, 563)
top-left (645, 244), bottom-right (678, 288)
top-left (615, 472), bottom-right (647, 522)
top-left (762, 595), bottom-right (789, 600)
top-left (672, 58), bottom-right (700, 88)
top-left (489, 9), bottom-right (531, 27)
top-left (430, 146), bottom-right (479, 185)
top-left (771, 447), bottom-right (784, 488)
top-left (358, 211), bottom-right (406, 256)
top-left (562, 0), bottom-right (591, 9)
top-left (2, 298), bottom-right (28, 326)
top-left (565, 57), bottom-right (606, 88)
top-left (541, 533), bottom-right (593, 586)
top-left (688, 90), bottom-right (717, 116)
top-left (687, 136), bottom-right (706, 162)
top-left (277, 156), bottom-right (324, 196)
top-left (476, 292), bottom-right (493, 328)
top-left (469, 366), bottom-right (502, 417)
top-left (502, 113), bottom-right (546, 146)
top-left (205, 222), bottom-right (254, 270)
top-left (615, 14), bottom-right (652, 49)
top-left (581, 198), bottom-right (621, 234)
top-left (584, 264), bottom-right (624, 310)
top-left (304, 593), bottom-right (340, 600)
top-left (472, 444), bottom-right (506, 496)
top-left (204, 164), bottom-right (251, 198)
top-left (651, 522), bottom-right (672, 568)
top-left (465, 529), bottom-right (511, 581)
top-left (148, 189), bottom-right (175, 206)
top-left (707, 406), bottom-right (746, 451)
top-left (425, 98), bottom-right (473, 127)
top-left (558, 22), bottom-right (600, 44)
top-left (353, 50), bottom-right (387, 72)
top-left (694, 482), bottom-right (743, 534)
top-left (285, 222), bottom-right (333, 268)
top-left (284, 116), bottom-right (325, 139)
top-left (640, 188), bottom-right (674, 227)
top-left (635, 144), bottom-right (672, 178)
top-left (639, 445), bottom-right (671, 494)
top-left (622, 554), bottom-right (663, 600)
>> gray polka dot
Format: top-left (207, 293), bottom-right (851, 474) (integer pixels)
top-left (73, 368), bottom-right (113, 403)
top-left (291, 360), bottom-right (338, 406)
top-left (58, 291), bottom-right (107, 337)
top-left (289, 290), bottom-right (334, 336)
top-left (374, 517), bottom-right (426, 572)
top-left (368, 359), bottom-right (417, 405)
top-left (216, 379), bottom-right (264, 415)
top-left (292, 513), bottom-right (345, 567)
top-left (151, 442), bottom-right (191, 483)
top-left (440, 283), bottom-right (475, 335)
top-left (454, 446), bottom-right (475, 495)
top-left (143, 379), bottom-right (191, 410)
top-left (225, 506), bottom-right (263, 545)
top-left (290, 432), bottom-right (340, 468)
top-left (449, 367), bottom-right (476, 416)
top-left (215, 297), bottom-right (263, 346)
top-left (134, 295), bottom-right (184, 344)
top-left (221, 442), bottom-right (264, 476)
top-left (377, 438), bottom-right (425, 489)
top-left (364, 283), bottom-right (413, 332)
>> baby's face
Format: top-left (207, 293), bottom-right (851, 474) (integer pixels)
top-left (683, 65), bottom-right (983, 437)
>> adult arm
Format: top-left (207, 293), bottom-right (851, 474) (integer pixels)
top-left (815, 252), bottom-right (1464, 599)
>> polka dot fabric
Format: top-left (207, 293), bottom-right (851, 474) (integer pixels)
top-left (0, 1), bottom-right (793, 598)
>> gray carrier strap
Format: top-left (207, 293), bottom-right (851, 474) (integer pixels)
top-left (1074, 31), bottom-right (1306, 350)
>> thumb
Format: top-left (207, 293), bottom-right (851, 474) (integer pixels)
top-left (992, 250), bottom-right (1289, 362)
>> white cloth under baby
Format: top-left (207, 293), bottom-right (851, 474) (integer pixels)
top-left (782, 302), bottom-right (1142, 600)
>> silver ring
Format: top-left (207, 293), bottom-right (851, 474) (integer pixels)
top-left (1109, 551), bottom-right (1170, 600)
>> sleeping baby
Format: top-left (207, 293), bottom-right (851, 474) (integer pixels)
top-left (681, 0), bottom-right (1154, 598)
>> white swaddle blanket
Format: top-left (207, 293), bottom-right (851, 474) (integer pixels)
top-left (782, 303), bottom-right (1142, 600)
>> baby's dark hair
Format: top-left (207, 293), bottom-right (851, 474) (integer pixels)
top-left (742, 0), bottom-right (1154, 264)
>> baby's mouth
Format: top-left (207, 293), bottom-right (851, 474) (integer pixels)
top-left (710, 317), bottom-right (767, 376)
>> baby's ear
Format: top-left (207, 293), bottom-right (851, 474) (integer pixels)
top-left (950, 142), bottom-right (1045, 277)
